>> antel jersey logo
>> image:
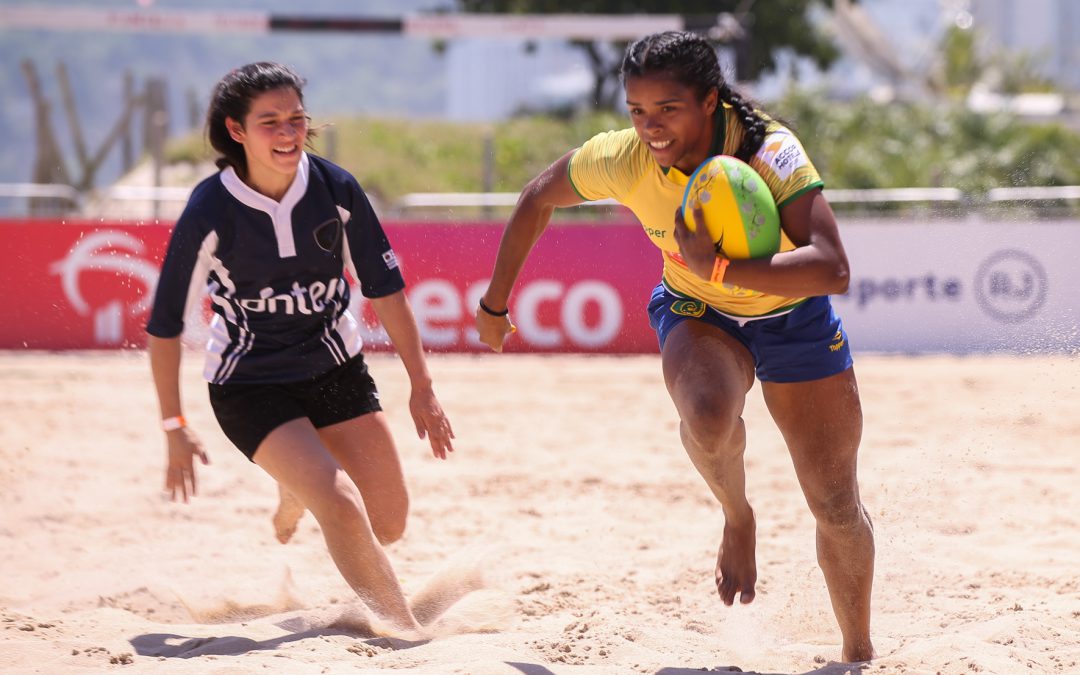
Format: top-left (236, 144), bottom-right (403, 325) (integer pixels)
top-left (974, 249), bottom-right (1047, 324)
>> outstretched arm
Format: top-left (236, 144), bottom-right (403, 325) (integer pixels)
top-left (370, 290), bottom-right (455, 459)
top-left (476, 150), bottom-right (585, 351)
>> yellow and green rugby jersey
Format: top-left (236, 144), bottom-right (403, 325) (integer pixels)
top-left (567, 104), bottom-right (824, 318)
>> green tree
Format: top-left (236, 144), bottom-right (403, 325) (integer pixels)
top-left (937, 24), bottom-right (1058, 98)
top-left (778, 87), bottom-right (1080, 197)
top-left (455, 1), bottom-right (847, 109)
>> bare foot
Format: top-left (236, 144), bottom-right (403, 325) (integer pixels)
top-left (714, 513), bottom-right (757, 606)
top-left (272, 486), bottom-right (306, 544)
top-left (842, 639), bottom-right (877, 663)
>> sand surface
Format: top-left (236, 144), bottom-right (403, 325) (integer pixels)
top-left (1, 350), bottom-right (1078, 674)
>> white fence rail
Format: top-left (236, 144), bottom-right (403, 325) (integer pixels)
top-left (0, 182), bottom-right (81, 203)
top-left (986, 186), bottom-right (1080, 202)
top-left (4, 183), bottom-right (1080, 219)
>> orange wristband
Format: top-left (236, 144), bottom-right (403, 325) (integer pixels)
top-left (710, 257), bottom-right (730, 284)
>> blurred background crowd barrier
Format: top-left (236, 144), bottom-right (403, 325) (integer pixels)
top-left (2, 215), bottom-right (1076, 354)
top-left (2, 2), bottom-right (1078, 354)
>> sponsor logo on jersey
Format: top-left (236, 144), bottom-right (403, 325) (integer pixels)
top-left (238, 278), bottom-right (343, 315)
top-left (313, 218), bottom-right (342, 252)
top-left (758, 133), bottom-right (806, 181)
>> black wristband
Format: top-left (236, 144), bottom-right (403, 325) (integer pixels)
top-left (478, 298), bottom-right (510, 317)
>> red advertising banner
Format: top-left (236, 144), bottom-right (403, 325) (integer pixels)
top-left (1, 221), bottom-right (172, 350)
top-left (0, 219), bottom-right (662, 353)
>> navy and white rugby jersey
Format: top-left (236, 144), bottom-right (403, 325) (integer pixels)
top-left (146, 153), bottom-right (405, 384)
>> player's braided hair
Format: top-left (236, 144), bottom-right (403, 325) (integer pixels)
top-left (206, 62), bottom-right (310, 178)
top-left (621, 31), bottom-right (767, 163)
top-left (718, 83), bottom-right (769, 163)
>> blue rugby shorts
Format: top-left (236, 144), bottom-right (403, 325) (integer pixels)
top-left (647, 282), bottom-right (853, 383)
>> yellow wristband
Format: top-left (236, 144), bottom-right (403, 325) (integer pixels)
top-left (710, 257), bottom-right (730, 284)
top-left (161, 415), bottom-right (186, 432)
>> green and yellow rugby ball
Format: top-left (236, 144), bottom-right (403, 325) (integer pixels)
top-left (682, 155), bottom-right (781, 259)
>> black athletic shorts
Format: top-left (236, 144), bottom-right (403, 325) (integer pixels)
top-left (207, 354), bottom-right (382, 461)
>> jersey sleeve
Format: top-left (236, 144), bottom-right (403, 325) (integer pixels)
top-left (340, 178), bottom-right (406, 299)
top-left (145, 197), bottom-right (215, 338)
top-left (567, 128), bottom-right (648, 202)
top-left (748, 124), bottom-right (824, 208)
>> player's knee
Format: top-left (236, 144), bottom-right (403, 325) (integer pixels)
top-left (680, 392), bottom-right (742, 449)
top-left (307, 472), bottom-right (367, 528)
top-left (371, 494), bottom-right (409, 545)
top-left (808, 490), bottom-right (865, 532)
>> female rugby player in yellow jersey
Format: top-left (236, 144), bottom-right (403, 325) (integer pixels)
top-left (475, 31), bottom-right (876, 663)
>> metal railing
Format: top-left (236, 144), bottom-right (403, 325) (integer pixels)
top-left (0, 183), bottom-right (194, 219)
top-left (3, 183), bottom-right (1080, 220)
top-left (986, 185), bottom-right (1080, 202)
top-left (399, 188), bottom-right (968, 209)
top-left (823, 187), bottom-right (964, 204)
top-left (398, 192), bottom-right (619, 208)
top-left (393, 187), bottom-right (972, 219)
top-left (0, 182), bottom-right (82, 202)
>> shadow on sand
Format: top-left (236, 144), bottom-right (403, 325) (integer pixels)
top-left (130, 628), bottom-right (425, 659)
top-left (655, 662), bottom-right (869, 675)
top-left (498, 662), bottom-right (868, 675)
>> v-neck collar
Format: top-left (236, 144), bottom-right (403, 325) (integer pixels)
top-left (220, 152), bottom-right (310, 258)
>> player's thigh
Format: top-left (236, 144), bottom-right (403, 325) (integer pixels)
top-left (317, 412), bottom-right (408, 519)
top-left (661, 318), bottom-right (756, 421)
top-left (254, 418), bottom-right (360, 519)
top-left (761, 368), bottom-right (864, 508)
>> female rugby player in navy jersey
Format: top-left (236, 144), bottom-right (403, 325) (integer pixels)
top-left (147, 62), bottom-right (455, 633)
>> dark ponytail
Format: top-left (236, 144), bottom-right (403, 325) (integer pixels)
top-left (205, 62), bottom-right (309, 178)
top-left (621, 31), bottom-right (768, 163)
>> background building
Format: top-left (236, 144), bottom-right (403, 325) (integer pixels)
top-left (2, 0), bottom-right (1077, 192)
top-left (971, 0), bottom-right (1080, 91)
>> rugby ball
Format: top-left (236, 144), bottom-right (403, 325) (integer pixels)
top-left (682, 155), bottom-right (781, 259)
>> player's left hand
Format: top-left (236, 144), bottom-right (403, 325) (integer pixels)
top-left (674, 204), bottom-right (723, 281)
top-left (409, 385), bottom-right (455, 460)
top-left (164, 426), bottom-right (210, 503)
